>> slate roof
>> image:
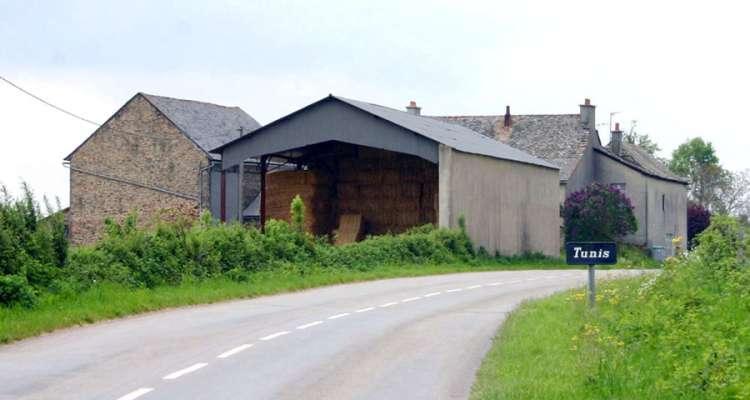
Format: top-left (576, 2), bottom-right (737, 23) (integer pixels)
top-left (598, 142), bottom-right (688, 184)
top-left (142, 93), bottom-right (261, 160)
top-left (333, 96), bottom-right (558, 170)
top-left (432, 114), bottom-right (590, 181)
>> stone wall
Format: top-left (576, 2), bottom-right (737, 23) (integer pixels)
top-left (68, 94), bottom-right (208, 245)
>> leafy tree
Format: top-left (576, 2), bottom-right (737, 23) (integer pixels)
top-left (563, 183), bottom-right (638, 241)
top-left (687, 201), bottom-right (711, 249)
top-left (624, 120), bottom-right (661, 155)
top-left (669, 138), bottom-right (726, 209)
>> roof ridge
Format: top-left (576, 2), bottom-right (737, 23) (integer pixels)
top-left (432, 113), bottom-right (580, 118)
top-left (140, 92), bottom-right (241, 110)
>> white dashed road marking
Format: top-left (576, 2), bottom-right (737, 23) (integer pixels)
top-left (296, 321), bottom-right (324, 330)
top-left (116, 388), bottom-right (154, 400)
top-left (110, 274), bottom-right (574, 399)
top-left (163, 363), bottom-right (208, 380)
top-left (217, 344), bottom-right (254, 359)
top-left (260, 331), bottom-right (290, 341)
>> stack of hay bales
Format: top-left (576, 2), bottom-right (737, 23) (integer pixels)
top-left (337, 147), bottom-right (437, 235)
top-left (265, 170), bottom-right (332, 235)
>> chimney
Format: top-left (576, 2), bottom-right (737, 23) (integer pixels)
top-left (611, 122), bottom-right (623, 156)
top-left (406, 100), bottom-right (421, 116)
top-left (579, 98), bottom-right (596, 132)
top-left (503, 105), bottom-right (511, 127)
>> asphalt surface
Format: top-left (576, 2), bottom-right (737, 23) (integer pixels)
top-left (0, 269), bottom-right (644, 400)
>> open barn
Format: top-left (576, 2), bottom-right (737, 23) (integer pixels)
top-left (212, 95), bottom-right (561, 256)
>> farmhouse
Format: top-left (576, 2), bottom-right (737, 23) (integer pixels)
top-left (212, 95), bottom-right (562, 257)
top-left (435, 99), bottom-right (688, 257)
top-left (64, 93), bottom-right (261, 244)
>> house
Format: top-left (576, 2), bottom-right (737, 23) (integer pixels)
top-left (64, 93), bottom-right (261, 245)
top-left (212, 95), bottom-right (562, 257)
top-left (434, 99), bottom-right (688, 257)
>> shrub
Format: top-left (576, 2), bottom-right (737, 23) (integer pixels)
top-left (563, 183), bottom-right (638, 242)
top-left (0, 183), bottom-right (67, 291)
top-left (0, 275), bottom-right (37, 307)
top-left (687, 201), bottom-right (711, 249)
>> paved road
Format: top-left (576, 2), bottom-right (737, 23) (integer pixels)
top-left (0, 269), bottom-right (644, 400)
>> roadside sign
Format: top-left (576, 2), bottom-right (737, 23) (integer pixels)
top-left (565, 242), bottom-right (617, 265)
top-left (565, 242), bottom-right (617, 307)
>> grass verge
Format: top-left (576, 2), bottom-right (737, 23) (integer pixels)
top-left (1, 260), bottom-right (577, 345)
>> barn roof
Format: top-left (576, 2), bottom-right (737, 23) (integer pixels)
top-left (332, 96), bottom-right (558, 169)
top-left (212, 95), bottom-right (558, 170)
top-left (597, 142), bottom-right (688, 184)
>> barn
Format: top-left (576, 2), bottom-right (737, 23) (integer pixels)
top-left (212, 95), bottom-right (561, 256)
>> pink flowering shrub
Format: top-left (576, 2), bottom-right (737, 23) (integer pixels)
top-left (563, 183), bottom-right (637, 242)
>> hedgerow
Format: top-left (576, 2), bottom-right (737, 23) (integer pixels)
top-left (64, 211), bottom-right (476, 290)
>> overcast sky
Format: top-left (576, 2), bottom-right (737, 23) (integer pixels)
top-left (1, 0), bottom-right (748, 206)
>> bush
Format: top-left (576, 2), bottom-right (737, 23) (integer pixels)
top-left (0, 275), bottom-right (37, 307)
top-left (563, 183), bottom-right (638, 242)
top-left (0, 183), bottom-right (67, 292)
top-left (687, 202), bottom-right (711, 249)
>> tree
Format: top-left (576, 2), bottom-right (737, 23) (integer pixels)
top-left (624, 120), bottom-right (661, 156)
top-left (668, 138), bottom-right (726, 209)
top-left (563, 183), bottom-right (638, 242)
top-left (715, 169), bottom-right (750, 216)
top-left (687, 202), bottom-right (711, 249)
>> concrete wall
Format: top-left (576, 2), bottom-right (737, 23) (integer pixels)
top-left (594, 151), bottom-right (687, 255)
top-left (68, 94), bottom-right (207, 244)
top-left (439, 145), bottom-right (560, 257)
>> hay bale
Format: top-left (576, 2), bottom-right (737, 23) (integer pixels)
top-left (333, 214), bottom-right (364, 245)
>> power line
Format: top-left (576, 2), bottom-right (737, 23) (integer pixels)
top-left (0, 75), bottom-right (101, 126)
top-left (0, 75), bottom-right (176, 142)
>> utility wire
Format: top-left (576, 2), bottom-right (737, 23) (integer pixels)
top-left (0, 75), bottom-right (175, 142)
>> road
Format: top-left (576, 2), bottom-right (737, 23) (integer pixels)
top-left (0, 269), bottom-right (643, 400)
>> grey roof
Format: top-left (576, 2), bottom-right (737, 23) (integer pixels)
top-left (142, 93), bottom-right (261, 160)
top-left (432, 114), bottom-right (590, 181)
top-left (599, 141), bottom-right (688, 184)
top-left (334, 96), bottom-right (558, 170)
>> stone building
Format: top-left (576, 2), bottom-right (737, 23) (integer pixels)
top-left (434, 99), bottom-right (688, 257)
top-left (64, 93), bottom-right (260, 245)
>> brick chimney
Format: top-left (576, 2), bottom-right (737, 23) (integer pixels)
top-left (406, 100), bottom-right (421, 116)
top-left (579, 98), bottom-right (595, 132)
top-left (611, 122), bottom-right (623, 156)
top-left (503, 105), bottom-right (511, 127)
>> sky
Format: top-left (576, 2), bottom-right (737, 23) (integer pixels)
top-left (1, 0), bottom-right (749, 207)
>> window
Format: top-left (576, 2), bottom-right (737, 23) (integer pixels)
top-left (662, 194), bottom-right (666, 212)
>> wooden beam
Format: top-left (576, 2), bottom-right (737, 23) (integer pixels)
top-left (260, 155), bottom-right (268, 231)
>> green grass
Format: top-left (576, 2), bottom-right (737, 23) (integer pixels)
top-left (0, 260), bottom-right (561, 344)
top-left (471, 286), bottom-right (590, 400)
top-left (471, 273), bottom-right (749, 399)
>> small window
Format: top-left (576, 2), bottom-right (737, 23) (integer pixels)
top-left (662, 194), bottom-right (666, 212)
